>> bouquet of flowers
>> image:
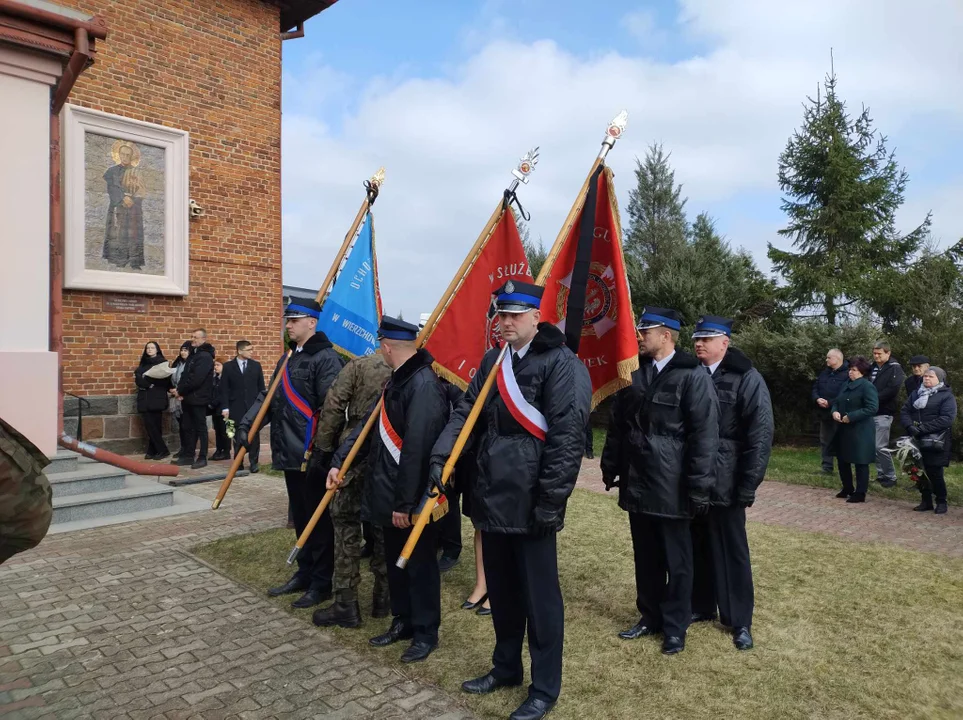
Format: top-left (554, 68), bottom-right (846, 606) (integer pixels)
top-left (886, 436), bottom-right (930, 492)
top-left (225, 419), bottom-right (236, 440)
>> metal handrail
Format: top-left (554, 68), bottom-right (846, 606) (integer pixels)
top-left (64, 392), bottom-right (90, 440)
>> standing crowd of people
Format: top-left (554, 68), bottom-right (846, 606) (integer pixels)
top-left (813, 343), bottom-right (954, 513)
top-left (133, 332), bottom-right (265, 472)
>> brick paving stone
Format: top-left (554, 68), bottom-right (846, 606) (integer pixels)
top-left (0, 475), bottom-right (477, 720)
top-left (577, 458), bottom-right (963, 557)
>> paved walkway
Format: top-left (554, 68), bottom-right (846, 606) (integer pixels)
top-left (0, 475), bottom-right (475, 720)
top-left (3, 459), bottom-right (961, 719)
top-left (577, 459), bottom-right (963, 558)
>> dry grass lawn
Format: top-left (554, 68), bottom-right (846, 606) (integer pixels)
top-left (193, 489), bottom-right (963, 720)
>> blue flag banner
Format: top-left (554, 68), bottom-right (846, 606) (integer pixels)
top-left (318, 212), bottom-right (383, 357)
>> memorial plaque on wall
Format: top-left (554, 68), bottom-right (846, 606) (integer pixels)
top-left (102, 295), bottom-right (148, 313)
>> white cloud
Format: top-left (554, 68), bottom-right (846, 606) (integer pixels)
top-left (281, 0), bottom-right (963, 317)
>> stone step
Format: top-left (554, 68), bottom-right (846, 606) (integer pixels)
top-left (46, 449), bottom-right (80, 475)
top-left (47, 465), bottom-right (129, 498)
top-left (52, 483), bottom-right (175, 524)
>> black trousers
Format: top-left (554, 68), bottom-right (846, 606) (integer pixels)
top-left (922, 464), bottom-right (948, 503)
top-left (382, 522), bottom-right (441, 645)
top-left (210, 412), bottom-right (230, 455)
top-left (438, 490), bottom-right (462, 559)
top-left (692, 506), bottom-right (754, 628)
top-left (839, 463), bottom-right (869, 495)
top-left (182, 404), bottom-right (208, 459)
top-left (284, 470), bottom-right (334, 592)
top-left (629, 512), bottom-right (692, 638)
top-left (140, 410), bottom-right (168, 457)
top-left (482, 531), bottom-right (563, 704)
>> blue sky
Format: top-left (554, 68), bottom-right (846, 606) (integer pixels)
top-left (280, 0), bottom-right (963, 318)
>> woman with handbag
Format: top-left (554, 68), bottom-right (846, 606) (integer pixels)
top-left (829, 356), bottom-right (879, 504)
top-left (900, 366), bottom-right (955, 514)
top-left (134, 342), bottom-right (173, 460)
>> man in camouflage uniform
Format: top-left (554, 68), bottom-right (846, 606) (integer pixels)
top-left (311, 351), bottom-right (392, 628)
top-left (0, 418), bottom-right (53, 565)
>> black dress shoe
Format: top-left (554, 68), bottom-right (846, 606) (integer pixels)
top-left (835, 490), bottom-right (852, 498)
top-left (476, 603), bottom-right (492, 617)
top-left (935, 502), bottom-right (948, 514)
top-left (400, 640), bottom-right (437, 663)
top-left (249, 463), bottom-right (259, 473)
top-left (154, 451), bottom-right (170, 461)
top-left (691, 612), bottom-right (717, 623)
top-left (619, 618), bottom-right (661, 640)
top-left (461, 593), bottom-right (488, 610)
top-left (461, 672), bottom-right (523, 695)
top-left (369, 619), bottom-right (413, 647)
top-left (509, 696), bottom-right (556, 720)
top-left (267, 576), bottom-right (309, 597)
top-left (733, 626), bottom-right (753, 650)
top-left (312, 601), bottom-right (361, 628)
top-left (846, 493), bottom-right (866, 503)
top-left (291, 588), bottom-right (331, 609)
top-left (172, 456), bottom-right (194, 466)
top-left (913, 500), bottom-right (934, 511)
top-left (191, 458), bottom-right (208, 470)
top-left (877, 478), bottom-right (896, 489)
top-left (438, 554), bottom-right (460, 573)
top-left (662, 636), bottom-right (685, 655)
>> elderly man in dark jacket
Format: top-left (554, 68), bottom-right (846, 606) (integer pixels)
top-left (812, 349), bottom-right (848, 474)
top-left (174, 329), bottom-right (215, 469)
top-left (601, 306), bottom-right (719, 656)
top-left (431, 281), bottom-right (591, 720)
top-left (328, 316), bottom-right (450, 664)
top-left (870, 341), bottom-right (905, 487)
top-left (239, 300), bottom-right (344, 609)
top-left (689, 316), bottom-right (773, 651)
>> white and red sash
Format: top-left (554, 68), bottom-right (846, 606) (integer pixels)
top-left (496, 350), bottom-right (548, 441)
top-left (378, 401), bottom-right (403, 464)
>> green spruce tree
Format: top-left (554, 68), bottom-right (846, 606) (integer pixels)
top-left (768, 71), bottom-right (930, 325)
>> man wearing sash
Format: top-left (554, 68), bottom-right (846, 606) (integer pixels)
top-left (327, 317), bottom-right (450, 663)
top-left (600, 307), bottom-right (719, 655)
top-left (237, 299), bottom-right (344, 608)
top-left (431, 281), bottom-right (591, 720)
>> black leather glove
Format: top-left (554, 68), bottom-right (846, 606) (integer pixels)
top-left (235, 427), bottom-right (249, 450)
top-left (909, 423), bottom-right (922, 436)
top-left (736, 490), bottom-right (755, 509)
top-left (602, 474), bottom-right (620, 492)
top-left (690, 497), bottom-right (711, 517)
top-left (532, 506), bottom-right (559, 537)
top-left (427, 460), bottom-right (447, 498)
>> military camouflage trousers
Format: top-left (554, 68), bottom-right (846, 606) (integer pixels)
top-left (0, 428), bottom-right (53, 566)
top-left (331, 475), bottom-right (388, 604)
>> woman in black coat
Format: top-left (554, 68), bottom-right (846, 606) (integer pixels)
top-left (829, 356), bottom-right (879, 503)
top-left (900, 366), bottom-right (955, 515)
top-left (134, 341), bottom-right (172, 460)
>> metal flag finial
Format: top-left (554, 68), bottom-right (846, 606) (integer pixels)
top-left (599, 110), bottom-right (628, 161)
top-left (511, 147), bottom-right (540, 184)
top-left (370, 166), bottom-right (386, 187)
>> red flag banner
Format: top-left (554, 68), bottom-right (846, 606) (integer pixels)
top-left (423, 207), bottom-right (532, 389)
top-left (539, 166), bottom-right (639, 408)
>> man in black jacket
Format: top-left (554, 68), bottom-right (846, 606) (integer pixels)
top-left (174, 328), bottom-right (215, 469)
top-left (601, 306), bottom-right (719, 656)
top-left (221, 340), bottom-right (266, 472)
top-left (327, 316), bottom-right (450, 664)
top-left (689, 316), bottom-right (773, 651)
top-left (431, 281), bottom-right (591, 720)
top-left (812, 349), bottom-right (848, 474)
top-left (238, 300), bottom-right (344, 609)
top-left (870, 341), bottom-right (905, 488)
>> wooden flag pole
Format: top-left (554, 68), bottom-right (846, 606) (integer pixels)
top-left (211, 168), bottom-right (385, 510)
top-left (287, 148), bottom-right (541, 563)
top-left (395, 113), bottom-right (628, 568)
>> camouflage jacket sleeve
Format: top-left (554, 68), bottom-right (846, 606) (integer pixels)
top-left (0, 419), bottom-right (53, 565)
top-left (314, 358), bottom-right (357, 453)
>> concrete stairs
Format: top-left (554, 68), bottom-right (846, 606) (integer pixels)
top-left (46, 450), bottom-right (208, 534)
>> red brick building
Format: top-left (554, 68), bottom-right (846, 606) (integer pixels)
top-left (0, 0), bottom-right (336, 454)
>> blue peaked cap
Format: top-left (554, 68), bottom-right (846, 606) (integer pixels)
top-left (692, 314), bottom-right (734, 338)
top-left (495, 280), bottom-right (543, 313)
top-left (378, 315), bottom-right (419, 341)
top-left (636, 307), bottom-right (682, 331)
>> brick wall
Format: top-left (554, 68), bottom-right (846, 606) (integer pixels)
top-left (58, 0), bottom-right (285, 453)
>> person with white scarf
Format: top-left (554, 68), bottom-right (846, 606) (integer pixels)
top-left (900, 366), bottom-right (956, 514)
